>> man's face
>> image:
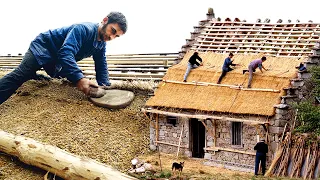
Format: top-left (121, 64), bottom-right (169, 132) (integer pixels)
top-left (99, 23), bottom-right (124, 42)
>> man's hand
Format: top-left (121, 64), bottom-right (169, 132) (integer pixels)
top-left (76, 78), bottom-right (98, 96)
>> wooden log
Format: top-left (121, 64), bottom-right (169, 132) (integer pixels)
top-left (155, 114), bottom-right (159, 146)
top-left (0, 130), bottom-right (136, 180)
top-left (141, 108), bottom-right (269, 125)
top-left (163, 80), bottom-right (280, 93)
top-left (200, 120), bottom-right (215, 140)
top-left (154, 141), bottom-right (186, 148)
top-left (204, 147), bottom-right (256, 155)
top-left (163, 80), bottom-right (241, 88)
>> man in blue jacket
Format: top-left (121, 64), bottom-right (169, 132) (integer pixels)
top-left (0, 12), bottom-right (127, 104)
top-left (217, 53), bottom-right (237, 84)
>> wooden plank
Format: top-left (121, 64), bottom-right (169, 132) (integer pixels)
top-left (190, 47), bottom-right (307, 55)
top-left (203, 24), bottom-right (320, 30)
top-left (156, 114), bottom-right (159, 146)
top-left (141, 108), bottom-right (269, 125)
top-left (176, 124), bottom-right (184, 157)
top-left (195, 40), bottom-right (313, 46)
top-left (154, 141), bottom-right (187, 148)
top-left (197, 35), bottom-right (319, 42)
top-left (79, 64), bottom-right (171, 68)
top-left (163, 80), bottom-right (242, 88)
top-left (202, 28), bottom-right (317, 34)
top-left (193, 43), bottom-right (310, 51)
top-left (80, 61), bottom-right (174, 65)
top-left (85, 75), bottom-right (163, 81)
top-left (204, 147), bottom-right (256, 155)
top-left (163, 80), bottom-right (280, 92)
top-left (80, 67), bottom-right (167, 72)
top-left (84, 71), bottom-right (165, 78)
top-left (201, 33), bottom-right (319, 38)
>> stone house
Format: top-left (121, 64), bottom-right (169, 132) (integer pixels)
top-left (143, 10), bottom-right (320, 172)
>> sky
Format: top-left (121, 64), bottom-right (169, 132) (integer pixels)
top-left (0, 0), bottom-right (319, 55)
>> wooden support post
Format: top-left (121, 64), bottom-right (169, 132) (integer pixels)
top-left (212, 119), bottom-right (216, 147)
top-left (0, 130), bottom-right (136, 180)
top-left (200, 120), bottom-right (215, 140)
top-left (156, 114), bottom-right (159, 145)
top-left (176, 124), bottom-right (184, 157)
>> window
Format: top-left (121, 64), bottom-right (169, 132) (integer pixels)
top-left (231, 122), bottom-right (242, 146)
top-left (167, 116), bottom-right (177, 126)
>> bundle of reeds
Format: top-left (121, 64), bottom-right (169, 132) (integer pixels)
top-left (265, 132), bottom-right (292, 177)
top-left (304, 141), bottom-right (318, 180)
top-left (289, 136), bottom-right (305, 178)
top-left (266, 134), bottom-right (319, 179)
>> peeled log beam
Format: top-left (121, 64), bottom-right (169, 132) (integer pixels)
top-left (0, 130), bottom-right (136, 180)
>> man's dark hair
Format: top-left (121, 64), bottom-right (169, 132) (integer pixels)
top-left (193, 52), bottom-right (198, 55)
top-left (229, 53), bottom-right (234, 57)
top-left (261, 56), bottom-right (267, 61)
top-left (107, 12), bottom-right (128, 34)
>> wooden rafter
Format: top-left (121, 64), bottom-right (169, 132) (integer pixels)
top-left (141, 108), bottom-right (269, 125)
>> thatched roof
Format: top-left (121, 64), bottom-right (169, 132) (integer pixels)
top-left (146, 51), bottom-right (302, 116)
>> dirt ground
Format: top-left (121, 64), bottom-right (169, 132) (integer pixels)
top-left (0, 71), bottom-right (300, 180)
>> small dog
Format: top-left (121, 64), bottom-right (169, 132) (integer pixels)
top-left (172, 162), bottom-right (184, 172)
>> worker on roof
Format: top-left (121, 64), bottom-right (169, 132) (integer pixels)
top-left (243, 56), bottom-right (268, 88)
top-left (217, 52), bottom-right (238, 84)
top-left (0, 12), bottom-right (127, 105)
top-left (183, 52), bottom-right (203, 82)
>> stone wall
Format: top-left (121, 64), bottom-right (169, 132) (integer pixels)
top-left (203, 120), bottom-right (264, 171)
top-left (149, 114), bottom-right (273, 171)
top-left (150, 115), bottom-right (191, 156)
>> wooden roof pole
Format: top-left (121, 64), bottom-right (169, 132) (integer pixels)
top-left (212, 119), bottom-right (216, 147)
top-left (142, 108), bottom-right (269, 125)
top-left (155, 114), bottom-right (159, 146)
top-left (163, 80), bottom-right (280, 93)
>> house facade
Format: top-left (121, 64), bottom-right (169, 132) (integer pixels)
top-left (144, 9), bottom-right (320, 172)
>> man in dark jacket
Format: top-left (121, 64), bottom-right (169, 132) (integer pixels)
top-left (217, 53), bottom-right (237, 84)
top-left (0, 12), bottom-right (127, 104)
top-left (183, 52), bottom-right (203, 82)
top-left (254, 139), bottom-right (268, 175)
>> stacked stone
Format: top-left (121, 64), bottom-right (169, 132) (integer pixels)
top-left (271, 41), bottom-right (320, 151)
top-left (176, 8), bottom-right (215, 64)
top-left (149, 117), bottom-right (191, 156)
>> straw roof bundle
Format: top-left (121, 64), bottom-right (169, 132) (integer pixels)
top-left (146, 51), bottom-right (302, 116)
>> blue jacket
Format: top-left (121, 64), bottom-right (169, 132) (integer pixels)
top-left (222, 57), bottom-right (235, 72)
top-left (29, 22), bottom-right (110, 86)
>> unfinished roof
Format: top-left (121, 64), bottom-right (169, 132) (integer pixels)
top-left (146, 51), bottom-right (301, 116)
top-left (189, 20), bottom-right (320, 57)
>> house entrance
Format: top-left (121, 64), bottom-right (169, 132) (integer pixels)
top-left (190, 118), bottom-right (205, 158)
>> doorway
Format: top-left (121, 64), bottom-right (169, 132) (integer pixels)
top-left (190, 118), bottom-right (205, 158)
